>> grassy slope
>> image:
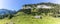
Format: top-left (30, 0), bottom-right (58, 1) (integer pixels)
top-left (0, 12), bottom-right (60, 24)
top-left (0, 18), bottom-right (10, 24)
top-left (11, 16), bottom-right (60, 24)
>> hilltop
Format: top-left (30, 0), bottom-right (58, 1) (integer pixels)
top-left (18, 2), bottom-right (60, 17)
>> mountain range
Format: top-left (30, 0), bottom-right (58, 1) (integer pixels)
top-left (0, 9), bottom-right (16, 19)
top-left (0, 9), bottom-right (16, 15)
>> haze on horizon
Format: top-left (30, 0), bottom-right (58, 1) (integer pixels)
top-left (0, 0), bottom-right (60, 11)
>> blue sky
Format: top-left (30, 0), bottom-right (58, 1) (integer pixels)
top-left (0, 0), bottom-right (60, 11)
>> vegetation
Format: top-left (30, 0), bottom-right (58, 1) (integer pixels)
top-left (0, 2), bottom-right (60, 24)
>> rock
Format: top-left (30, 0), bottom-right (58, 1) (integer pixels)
top-left (34, 15), bottom-right (42, 19)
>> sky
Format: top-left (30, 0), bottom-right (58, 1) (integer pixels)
top-left (0, 0), bottom-right (60, 11)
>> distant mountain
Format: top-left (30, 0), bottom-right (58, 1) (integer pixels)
top-left (0, 9), bottom-right (16, 15)
top-left (0, 9), bottom-right (16, 19)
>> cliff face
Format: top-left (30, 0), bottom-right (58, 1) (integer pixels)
top-left (23, 2), bottom-right (58, 9)
top-left (17, 2), bottom-right (60, 16)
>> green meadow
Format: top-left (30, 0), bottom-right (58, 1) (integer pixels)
top-left (0, 12), bottom-right (60, 24)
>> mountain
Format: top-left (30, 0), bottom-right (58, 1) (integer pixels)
top-left (17, 2), bottom-right (60, 16)
top-left (10, 2), bottom-right (60, 24)
top-left (0, 9), bottom-right (16, 19)
top-left (0, 9), bottom-right (16, 15)
top-left (0, 2), bottom-right (60, 24)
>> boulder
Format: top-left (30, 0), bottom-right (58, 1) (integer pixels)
top-left (34, 15), bottom-right (42, 19)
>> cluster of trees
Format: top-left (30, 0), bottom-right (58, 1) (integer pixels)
top-left (0, 14), bottom-right (14, 19)
top-left (18, 8), bottom-right (53, 16)
top-left (18, 8), bottom-right (60, 17)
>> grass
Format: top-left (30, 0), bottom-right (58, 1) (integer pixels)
top-left (0, 12), bottom-right (60, 24)
top-left (11, 15), bottom-right (60, 24)
top-left (0, 18), bottom-right (10, 24)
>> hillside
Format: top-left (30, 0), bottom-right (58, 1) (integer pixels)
top-left (10, 2), bottom-right (60, 24)
top-left (0, 2), bottom-right (60, 24)
top-left (10, 12), bottom-right (60, 24)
